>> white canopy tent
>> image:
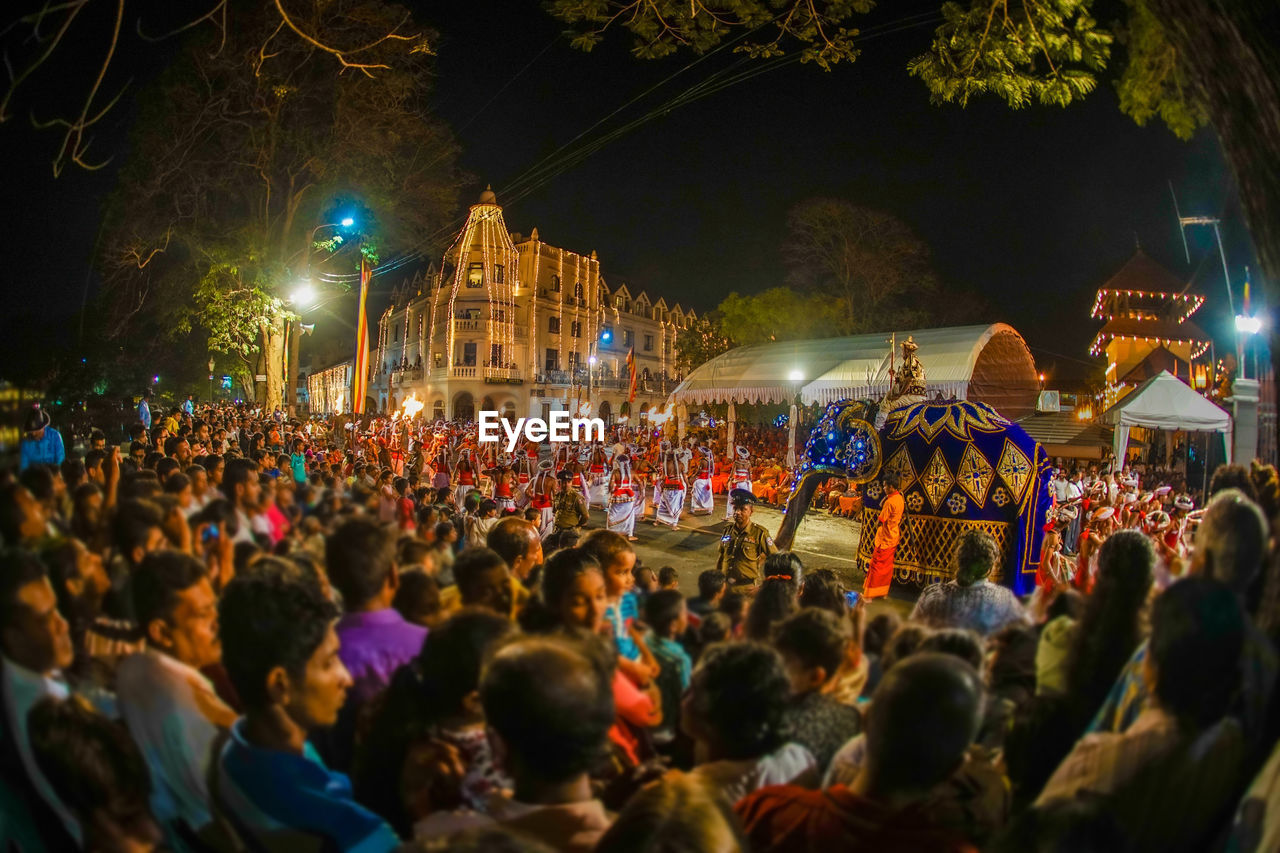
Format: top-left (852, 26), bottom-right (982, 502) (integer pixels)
top-left (668, 323), bottom-right (1040, 420)
top-left (1103, 370), bottom-right (1231, 462)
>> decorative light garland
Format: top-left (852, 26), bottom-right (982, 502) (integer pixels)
top-left (1089, 288), bottom-right (1205, 323)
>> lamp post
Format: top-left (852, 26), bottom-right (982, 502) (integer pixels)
top-left (287, 217), bottom-right (357, 414)
top-left (208, 358), bottom-right (215, 403)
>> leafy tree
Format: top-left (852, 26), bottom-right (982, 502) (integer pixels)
top-left (96, 0), bottom-right (463, 410)
top-left (675, 313), bottom-right (733, 372)
top-left (718, 286), bottom-right (843, 344)
top-left (782, 200), bottom-right (939, 334)
top-left (550, 0), bottom-right (1280, 445)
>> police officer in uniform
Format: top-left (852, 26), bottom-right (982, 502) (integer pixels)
top-left (717, 488), bottom-right (777, 588)
top-left (552, 469), bottom-right (590, 537)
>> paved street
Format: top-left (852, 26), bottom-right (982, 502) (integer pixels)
top-left (584, 499), bottom-right (917, 617)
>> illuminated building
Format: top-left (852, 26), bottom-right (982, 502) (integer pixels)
top-left (1088, 250), bottom-right (1211, 407)
top-left (368, 188), bottom-right (692, 423)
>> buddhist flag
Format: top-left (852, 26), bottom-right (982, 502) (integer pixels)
top-left (626, 346), bottom-right (637, 403)
top-left (352, 257), bottom-right (371, 414)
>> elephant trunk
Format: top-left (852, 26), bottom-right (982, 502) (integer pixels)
top-left (775, 469), bottom-right (831, 550)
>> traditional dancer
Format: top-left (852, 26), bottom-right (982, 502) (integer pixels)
top-left (529, 459), bottom-right (556, 540)
top-left (587, 441), bottom-right (611, 508)
top-left (453, 448), bottom-right (478, 508)
top-left (607, 453), bottom-right (639, 541)
top-left (654, 443), bottom-right (687, 529)
top-left (492, 455), bottom-right (517, 514)
top-left (724, 445), bottom-right (754, 521)
top-left (863, 469), bottom-right (904, 600)
top-left (513, 449), bottom-right (535, 509)
top-left (689, 441), bottom-right (714, 515)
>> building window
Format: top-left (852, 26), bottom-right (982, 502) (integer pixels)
top-left (493, 264), bottom-right (504, 283)
top-left (434, 352), bottom-right (443, 369)
top-left (467, 262), bottom-right (483, 287)
top-left (571, 321), bottom-right (582, 338)
top-left (644, 334), bottom-right (653, 351)
top-left (548, 316), bottom-right (560, 334)
top-left (623, 329), bottom-right (634, 348)
top-left (551, 274), bottom-right (561, 292)
top-left (569, 351), bottom-right (581, 367)
top-left (493, 308), bottom-right (506, 322)
top-left (490, 344), bottom-right (503, 366)
top-left (574, 281), bottom-right (583, 300)
top-left (462, 342), bottom-right (477, 366)
top-left (545, 349), bottom-right (559, 371)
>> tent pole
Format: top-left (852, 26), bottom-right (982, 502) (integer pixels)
top-left (1201, 432), bottom-right (1209, 501)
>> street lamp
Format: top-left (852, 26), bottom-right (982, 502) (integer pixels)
top-left (208, 358), bottom-right (215, 403)
top-left (292, 281), bottom-right (317, 308)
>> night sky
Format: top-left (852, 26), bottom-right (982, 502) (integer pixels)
top-left (0, 0), bottom-right (1260, 387)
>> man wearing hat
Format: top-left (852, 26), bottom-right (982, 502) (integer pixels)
top-left (716, 489), bottom-right (777, 588)
top-left (552, 469), bottom-right (590, 537)
top-left (724, 445), bottom-right (753, 522)
top-left (18, 405), bottom-right (65, 472)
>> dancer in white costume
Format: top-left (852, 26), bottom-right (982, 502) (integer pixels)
top-left (655, 445), bottom-right (687, 529)
top-left (513, 450), bottom-right (535, 509)
top-left (607, 453), bottom-right (639, 540)
top-left (528, 459), bottom-right (557, 540)
top-left (453, 448), bottom-right (479, 508)
top-left (689, 442), bottom-right (715, 515)
top-left (725, 445), bottom-right (753, 521)
top-left (587, 442), bottom-right (611, 508)
top-left (491, 455), bottom-right (517, 514)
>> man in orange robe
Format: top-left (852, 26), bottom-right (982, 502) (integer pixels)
top-left (864, 470), bottom-right (904, 599)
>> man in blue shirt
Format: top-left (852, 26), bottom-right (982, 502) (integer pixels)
top-left (180, 394), bottom-right (195, 416)
top-left (215, 567), bottom-right (399, 851)
top-left (137, 389), bottom-right (153, 430)
top-left (18, 407), bottom-right (65, 472)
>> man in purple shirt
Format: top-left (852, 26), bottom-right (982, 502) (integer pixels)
top-left (318, 516), bottom-right (425, 771)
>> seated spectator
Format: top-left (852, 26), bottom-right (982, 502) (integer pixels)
top-left (737, 653), bottom-right (984, 853)
top-left (116, 550), bottom-right (235, 846)
top-left (658, 566), bottom-right (680, 591)
top-left (439, 547), bottom-right (524, 621)
top-left (0, 548), bottom-right (81, 847)
top-left (688, 569), bottom-right (727, 620)
top-left (1034, 588), bottom-right (1083, 696)
top-left (41, 536), bottom-right (142, 681)
top-left (29, 695), bottom-right (163, 852)
top-left (632, 565), bottom-right (658, 597)
top-left (595, 770), bottom-right (747, 853)
top-left (683, 642), bottom-right (819, 804)
top-left (393, 567), bottom-right (443, 629)
top-left (322, 516), bottom-right (427, 772)
top-left (215, 567), bottom-right (400, 851)
top-left (719, 591), bottom-right (749, 637)
top-left (472, 634), bottom-right (617, 852)
top-left (860, 611), bottom-right (902, 699)
top-left (355, 609), bottom-right (515, 838)
top-left (744, 571), bottom-right (800, 642)
top-left (486, 517), bottom-right (544, 585)
top-left (1037, 578), bottom-right (1246, 852)
top-left (644, 589), bottom-right (692, 746)
top-left (775, 608), bottom-right (863, 774)
top-left (910, 530), bottom-right (1030, 636)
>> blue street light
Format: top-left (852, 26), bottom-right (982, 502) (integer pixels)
top-left (340, 217), bottom-right (355, 228)
top-left (600, 328), bottom-right (613, 344)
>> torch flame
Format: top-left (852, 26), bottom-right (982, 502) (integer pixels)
top-left (648, 403), bottom-right (675, 424)
top-left (401, 392), bottom-right (425, 420)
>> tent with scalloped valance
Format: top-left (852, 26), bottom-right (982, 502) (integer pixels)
top-left (668, 323), bottom-right (1041, 420)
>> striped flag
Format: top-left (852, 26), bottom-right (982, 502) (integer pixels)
top-left (626, 346), bottom-right (637, 402)
top-left (351, 257), bottom-right (371, 414)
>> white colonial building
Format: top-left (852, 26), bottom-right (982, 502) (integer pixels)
top-left (367, 188), bottom-right (694, 423)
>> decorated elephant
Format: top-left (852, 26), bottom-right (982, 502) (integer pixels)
top-left (777, 398), bottom-right (1052, 596)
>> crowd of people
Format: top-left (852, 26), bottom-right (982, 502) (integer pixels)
top-left (3, 397), bottom-right (1280, 853)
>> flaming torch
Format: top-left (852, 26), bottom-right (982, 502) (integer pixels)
top-left (401, 392), bottom-right (425, 421)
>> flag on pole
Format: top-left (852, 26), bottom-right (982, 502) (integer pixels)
top-left (352, 257), bottom-right (371, 414)
top-left (626, 346), bottom-right (637, 403)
